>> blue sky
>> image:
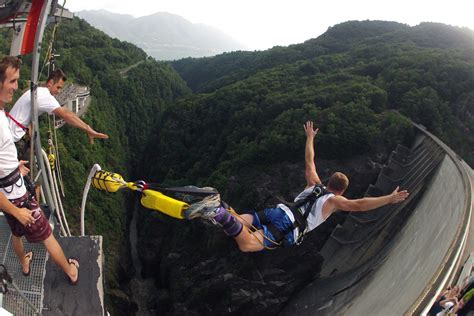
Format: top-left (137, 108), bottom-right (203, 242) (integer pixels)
top-left (68, 0), bottom-right (474, 50)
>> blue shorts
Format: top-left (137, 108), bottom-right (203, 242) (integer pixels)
top-left (252, 207), bottom-right (295, 247)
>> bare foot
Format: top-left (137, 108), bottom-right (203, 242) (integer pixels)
top-left (67, 258), bottom-right (79, 285)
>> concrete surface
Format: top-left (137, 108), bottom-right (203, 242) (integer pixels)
top-left (341, 155), bottom-right (465, 315)
top-left (281, 126), bottom-right (472, 316)
top-left (42, 236), bottom-right (104, 316)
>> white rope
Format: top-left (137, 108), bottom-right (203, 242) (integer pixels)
top-left (80, 164), bottom-right (102, 236)
top-left (39, 184), bottom-right (45, 204)
top-left (33, 169), bottom-right (42, 183)
top-left (52, 165), bottom-right (71, 236)
top-left (41, 149), bottom-right (66, 236)
top-left (112, 175), bottom-right (128, 187)
top-left (47, 114), bottom-right (66, 218)
top-left (44, 129), bottom-right (70, 235)
top-left (53, 115), bottom-right (65, 197)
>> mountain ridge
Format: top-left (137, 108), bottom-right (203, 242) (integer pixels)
top-left (172, 20), bottom-right (474, 93)
top-left (76, 9), bottom-right (246, 60)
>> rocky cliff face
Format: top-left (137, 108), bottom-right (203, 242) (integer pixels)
top-left (125, 154), bottom-right (384, 315)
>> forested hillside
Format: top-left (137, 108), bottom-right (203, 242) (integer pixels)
top-left (172, 21), bottom-right (409, 92)
top-left (170, 21), bottom-right (474, 173)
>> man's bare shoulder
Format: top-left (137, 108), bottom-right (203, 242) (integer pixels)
top-left (325, 194), bottom-right (354, 212)
top-left (321, 194), bottom-right (342, 218)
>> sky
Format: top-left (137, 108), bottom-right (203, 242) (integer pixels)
top-left (67, 0), bottom-right (474, 50)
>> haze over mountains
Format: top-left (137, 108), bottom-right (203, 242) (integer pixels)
top-left (76, 9), bottom-right (246, 60)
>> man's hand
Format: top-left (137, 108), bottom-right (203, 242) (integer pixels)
top-left (86, 126), bottom-right (109, 145)
top-left (303, 120), bottom-right (321, 187)
top-left (15, 207), bottom-right (36, 226)
top-left (304, 121), bottom-right (319, 139)
top-left (19, 160), bottom-right (30, 176)
top-left (388, 186), bottom-right (409, 204)
top-left (53, 107), bottom-right (109, 145)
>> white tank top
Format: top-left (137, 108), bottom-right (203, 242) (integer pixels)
top-left (294, 185), bottom-right (334, 233)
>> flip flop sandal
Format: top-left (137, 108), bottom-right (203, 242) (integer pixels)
top-left (22, 251), bottom-right (33, 276)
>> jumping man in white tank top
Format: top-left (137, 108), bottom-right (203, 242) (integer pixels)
top-left (190, 121), bottom-right (410, 252)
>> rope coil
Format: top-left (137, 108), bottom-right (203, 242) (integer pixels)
top-left (91, 170), bottom-right (128, 193)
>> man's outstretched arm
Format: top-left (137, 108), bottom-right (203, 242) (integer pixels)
top-left (304, 121), bottom-right (321, 188)
top-left (330, 186), bottom-right (409, 212)
top-left (53, 107), bottom-right (109, 144)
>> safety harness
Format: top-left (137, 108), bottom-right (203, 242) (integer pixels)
top-left (256, 184), bottom-right (331, 246)
top-left (5, 111), bottom-right (28, 132)
top-left (0, 168), bottom-right (21, 189)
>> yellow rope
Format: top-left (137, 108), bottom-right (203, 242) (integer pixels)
top-left (47, 117), bottom-right (55, 170)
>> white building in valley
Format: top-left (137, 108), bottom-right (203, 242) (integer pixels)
top-left (55, 84), bottom-right (91, 128)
